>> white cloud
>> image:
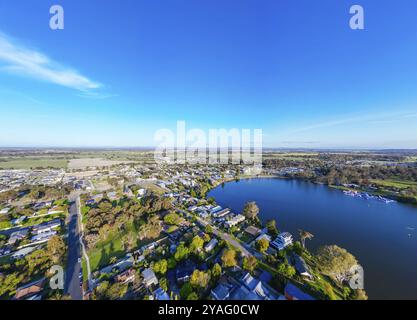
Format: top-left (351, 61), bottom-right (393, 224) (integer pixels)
top-left (287, 110), bottom-right (417, 135)
top-left (0, 33), bottom-right (102, 92)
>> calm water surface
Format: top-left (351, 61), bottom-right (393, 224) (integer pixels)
top-left (208, 178), bottom-right (417, 299)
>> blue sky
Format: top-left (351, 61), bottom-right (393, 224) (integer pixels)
top-left (0, 0), bottom-right (416, 148)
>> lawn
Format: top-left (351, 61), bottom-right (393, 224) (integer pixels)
top-left (88, 231), bottom-right (127, 272)
top-left (87, 222), bottom-right (160, 272)
top-left (371, 179), bottom-right (417, 190)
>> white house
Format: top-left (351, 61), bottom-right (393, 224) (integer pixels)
top-left (12, 246), bottom-right (37, 260)
top-left (30, 230), bottom-right (57, 242)
top-left (271, 232), bottom-right (293, 251)
top-left (213, 208), bottom-right (230, 218)
top-left (0, 207), bottom-right (10, 215)
top-left (142, 268), bottom-right (158, 287)
top-left (204, 238), bottom-right (218, 253)
top-left (225, 214), bottom-right (245, 228)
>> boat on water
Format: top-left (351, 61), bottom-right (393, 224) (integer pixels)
top-left (343, 190), bottom-right (396, 204)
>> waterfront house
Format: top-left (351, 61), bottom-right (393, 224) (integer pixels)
top-left (212, 208), bottom-right (230, 218)
top-left (291, 254), bottom-right (313, 280)
top-left (225, 214), bottom-right (246, 228)
top-left (271, 232), bottom-right (293, 251)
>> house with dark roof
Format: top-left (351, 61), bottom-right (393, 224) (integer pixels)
top-left (175, 260), bottom-right (196, 282)
top-left (211, 283), bottom-right (233, 300)
top-left (115, 268), bottom-right (136, 284)
top-left (154, 287), bottom-right (170, 300)
top-left (292, 254), bottom-right (313, 280)
top-left (284, 283), bottom-right (315, 300)
top-left (228, 272), bottom-right (280, 300)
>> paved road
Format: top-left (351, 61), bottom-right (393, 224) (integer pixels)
top-left (186, 211), bottom-right (252, 257)
top-left (64, 198), bottom-right (83, 300)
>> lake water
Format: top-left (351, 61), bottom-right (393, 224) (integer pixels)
top-left (208, 178), bottom-right (417, 299)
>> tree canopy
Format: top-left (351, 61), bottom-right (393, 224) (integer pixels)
top-left (221, 248), bottom-right (237, 268)
top-left (243, 201), bottom-right (259, 220)
top-left (316, 245), bottom-right (358, 282)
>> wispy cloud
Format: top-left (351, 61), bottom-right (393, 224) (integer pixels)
top-left (287, 110), bottom-right (417, 135)
top-left (0, 32), bottom-right (102, 93)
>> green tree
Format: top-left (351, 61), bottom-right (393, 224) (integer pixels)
top-left (243, 201), bottom-right (259, 220)
top-left (0, 273), bottom-right (24, 297)
top-left (190, 270), bottom-right (210, 290)
top-left (352, 289), bottom-right (368, 300)
top-left (164, 212), bottom-right (181, 225)
top-left (25, 249), bottom-right (51, 275)
top-left (256, 238), bottom-right (270, 253)
top-left (277, 262), bottom-right (296, 278)
top-left (316, 245), bottom-right (358, 282)
top-left (167, 257), bottom-right (177, 269)
top-left (174, 243), bottom-right (189, 261)
top-left (153, 259), bottom-right (168, 275)
top-left (211, 263), bottom-right (222, 279)
top-left (243, 256), bottom-right (258, 273)
top-left (187, 292), bottom-right (199, 300)
top-left (47, 235), bottom-right (66, 264)
top-left (160, 277), bottom-right (168, 291)
top-left (205, 225), bottom-right (213, 234)
top-left (266, 219), bottom-right (278, 237)
top-left (95, 281), bottom-right (128, 300)
top-left (189, 235), bottom-right (204, 253)
top-left (221, 248), bottom-right (237, 268)
top-left (180, 282), bottom-right (193, 299)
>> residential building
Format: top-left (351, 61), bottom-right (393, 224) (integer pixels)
top-left (8, 229), bottom-right (29, 245)
top-left (142, 268), bottom-right (158, 287)
top-left (244, 226), bottom-right (261, 237)
top-left (232, 272), bottom-right (279, 300)
top-left (11, 246), bottom-right (37, 260)
top-left (31, 218), bottom-right (61, 235)
top-left (14, 278), bottom-right (45, 300)
top-left (30, 230), bottom-right (57, 242)
top-left (292, 254), bottom-right (313, 280)
top-left (213, 208), bottom-right (230, 218)
top-left (154, 287), bottom-right (170, 300)
top-left (225, 214), bottom-right (245, 228)
top-left (271, 232), bottom-right (293, 251)
top-left (284, 283), bottom-right (315, 300)
top-left (115, 269), bottom-right (136, 284)
top-left (211, 283), bottom-right (233, 300)
top-left (204, 238), bottom-right (218, 253)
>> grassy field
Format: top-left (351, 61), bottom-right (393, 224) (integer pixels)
top-left (371, 179), bottom-right (417, 189)
top-left (87, 221), bottom-right (147, 272)
top-left (88, 233), bottom-right (126, 272)
top-left (0, 158), bottom-right (68, 169)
